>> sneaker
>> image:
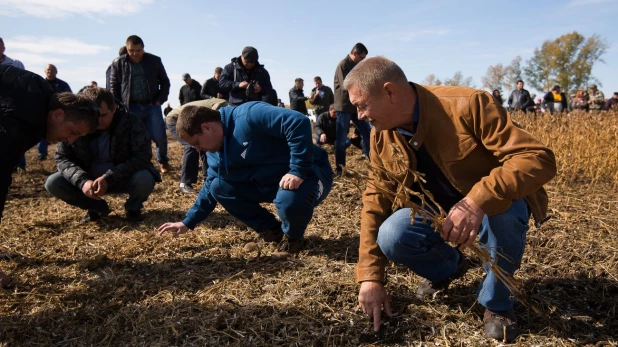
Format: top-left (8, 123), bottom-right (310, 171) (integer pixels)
top-left (257, 226), bottom-right (284, 243)
top-left (126, 210), bottom-right (144, 223)
top-left (483, 308), bottom-right (519, 342)
top-left (276, 236), bottom-right (305, 254)
top-left (179, 183), bottom-right (198, 194)
top-left (160, 162), bottom-right (171, 174)
top-left (80, 209), bottom-right (110, 223)
top-left (416, 248), bottom-right (469, 299)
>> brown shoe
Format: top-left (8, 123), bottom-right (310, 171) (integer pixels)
top-left (416, 248), bottom-right (469, 299)
top-left (483, 308), bottom-right (519, 342)
top-left (160, 162), bottom-right (171, 174)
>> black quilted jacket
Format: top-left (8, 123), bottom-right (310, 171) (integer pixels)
top-left (0, 65), bottom-right (54, 219)
top-left (54, 106), bottom-right (162, 189)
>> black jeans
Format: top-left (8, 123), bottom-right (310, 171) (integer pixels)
top-left (166, 121), bottom-right (207, 184)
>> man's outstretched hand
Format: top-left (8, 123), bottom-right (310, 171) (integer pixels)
top-left (358, 280), bottom-right (392, 332)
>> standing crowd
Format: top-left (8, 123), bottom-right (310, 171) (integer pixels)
top-left (0, 34), bottom-right (564, 342)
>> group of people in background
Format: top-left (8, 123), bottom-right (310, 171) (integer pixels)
top-left (492, 79), bottom-right (616, 114)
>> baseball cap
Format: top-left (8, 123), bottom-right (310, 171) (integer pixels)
top-left (241, 46), bottom-right (259, 63)
top-left (589, 84), bottom-right (598, 89)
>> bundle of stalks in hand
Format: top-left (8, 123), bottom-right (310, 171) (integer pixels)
top-left (342, 142), bottom-right (538, 312)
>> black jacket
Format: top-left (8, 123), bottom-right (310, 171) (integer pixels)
top-left (179, 80), bottom-right (203, 105)
top-left (508, 89), bottom-right (532, 110)
top-left (262, 89), bottom-right (278, 106)
top-left (543, 91), bottom-right (568, 112)
top-left (0, 65), bottom-right (54, 219)
top-left (334, 55), bottom-right (358, 114)
top-left (289, 87), bottom-right (308, 115)
top-left (55, 106), bottom-right (162, 189)
top-left (219, 57), bottom-right (273, 106)
top-left (201, 77), bottom-right (228, 100)
top-left (109, 53), bottom-right (170, 106)
top-left (314, 111), bottom-right (337, 142)
top-left (309, 85), bottom-right (334, 115)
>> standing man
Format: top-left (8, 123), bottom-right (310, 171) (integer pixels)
top-left (110, 35), bottom-right (171, 173)
top-left (0, 65), bottom-right (100, 287)
top-left (605, 92), bottom-right (618, 111)
top-left (347, 57), bottom-right (556, 342)
top-left (165, 99), bottom-right (228, 194)
top-left (38, 64), bottom-right (73, 161)
top-left (201, 67), bottom-right (228, 100)
top-left (179, 73), bottom-right (203, 106)
top-left (507, 80), bottom-right (532, 112)
top-left (289, 78), bottom-right (308, 115)
top-left (587, 84), bottom-right (605, 113)
top-left (309, 76), bottom-right (334, 116)
top-left (333, 43), bottom-right (371, 175)
top-left (45, 88), bottom-right (161, 223)
top-left (158, 102), bottom-right (333, 253)
top-left (219, 46), bottom-right (273, 106)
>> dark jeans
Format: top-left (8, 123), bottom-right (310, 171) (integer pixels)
top-left (129, 104), bottom-right (168, 164)
top-left (45, 170), bottom-right (156, 213)
top-left (38, 139), bottom-right (48, 157)
top-left (335, 111), bottom-right (370, 173)
top-left (166, 121), bottom-right (207, 184)
top-left (209, 154), bottom-right (333, 240)
top-left (377, 199), bottom-right (530, 312)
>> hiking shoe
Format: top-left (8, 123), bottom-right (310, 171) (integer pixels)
top-left (257, 226), bottom-right (284, 243)
top-left (483, 308), bottom-right (519, 342)
top-left (80, 209), bottom-right (110, 223)
top-left (416, 248), bottom-right (469, 299)
top-left (126, 210), bottom-right (145, 223)
top-left (160, 162), bottom-right (171, 174)
top-left (179, 183), bottom-right (198, 195)
top-left (276, 236), bottom-right (305, 254)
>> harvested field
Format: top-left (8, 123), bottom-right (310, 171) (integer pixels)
top-left (1, 111), bottom-right (617, 346)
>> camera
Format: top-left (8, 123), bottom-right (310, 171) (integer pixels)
top-left (246, 80), bottom-right (259, 101)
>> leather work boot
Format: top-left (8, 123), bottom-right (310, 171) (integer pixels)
top-left (416, 248), bottom-right (469, 299)
top-left (179, 183), bottom-right (198, 194)
top-left (483, 308), bottom-right (519, 342)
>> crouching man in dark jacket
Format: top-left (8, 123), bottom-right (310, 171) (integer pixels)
top-left (158, 102), bottom-right (333, 253)
top-left (45, 88), bottom-right (162, 223)
top-left (0, 65), bottom-right (100, 288)
top-left (219, 46), bottom-right (273, 106)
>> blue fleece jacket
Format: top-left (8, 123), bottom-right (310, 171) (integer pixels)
top-left (182, 101), bottom-right (319, 229)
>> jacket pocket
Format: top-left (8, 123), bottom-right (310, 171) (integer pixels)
top-left (442, 135), bottom-right (477, 162)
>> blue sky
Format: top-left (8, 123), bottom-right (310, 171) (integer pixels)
top-left (1, 0), bottom-right (617, 106)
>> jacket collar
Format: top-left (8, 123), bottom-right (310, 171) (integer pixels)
top-left (403, 82), bottom-right (432, 151)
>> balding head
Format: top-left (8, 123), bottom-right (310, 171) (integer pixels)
top-left (344, 56), bottom-right (408, 97)
top-left (345, 57), bottom-right (417, 132)
top-left (45, 64), bottom-right (58, 80)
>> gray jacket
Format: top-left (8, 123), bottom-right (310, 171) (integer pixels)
top-left (55, 106), bottom-right (161, 189)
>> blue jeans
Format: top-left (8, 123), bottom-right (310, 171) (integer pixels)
top-left (16, 153), bottom-right (26, 169)
top-left (209, 155), bottom-right (333, 240)
top-left (167, 122), bottom-right (207, 184)
top-left (335, 111), bottom-right (370, 173)
top-left (45, 170), bottom-right (156, 213)
top-left (376, 198), bottom-right (530, 312)
top-left (129, 104), bottom-right (169, 164)
top-left (38, 139), bottom-right (48, 157)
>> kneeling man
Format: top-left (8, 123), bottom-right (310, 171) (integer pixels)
top-left (45, 88), bottom-right (161, 223)
top-left (158, 101), bottom-right (333, 253)
top-left (349, 57), bottom-right (556, 341)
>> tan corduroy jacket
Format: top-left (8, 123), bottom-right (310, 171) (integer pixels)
top-left (356, 83), bottom-right (557, 283)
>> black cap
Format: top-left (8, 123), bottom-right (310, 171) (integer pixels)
top-left (241, 46), bottom-right (259, 63)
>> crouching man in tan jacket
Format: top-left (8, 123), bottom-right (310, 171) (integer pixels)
top-left (347, 57), bottom-right (556, 342)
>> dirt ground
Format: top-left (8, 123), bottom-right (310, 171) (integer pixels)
top-left (1, 116), bottom-right (617, 346)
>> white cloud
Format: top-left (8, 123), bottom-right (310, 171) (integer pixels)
top-left (7, 36), bottom-right (110, 56)
top-left (567, 0), bottom-right (616, 6)
top-left (0, 0), bottom-right (153, 19)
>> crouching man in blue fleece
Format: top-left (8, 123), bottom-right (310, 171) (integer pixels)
top-left (158, 101), bottom-right (333, 252)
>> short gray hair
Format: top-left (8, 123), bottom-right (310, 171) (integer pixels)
top-left (343, 56), bottom-right (408, 96)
